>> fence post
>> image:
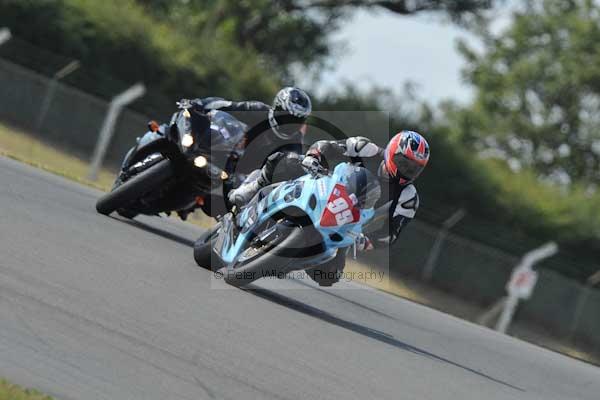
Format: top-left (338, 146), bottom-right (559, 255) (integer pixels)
top-left (35, 60), bottom-right (80, 133)
top-left (88, 83), bottom-right (146, 181)
top-left (421, 208), bottom-right (466, 281)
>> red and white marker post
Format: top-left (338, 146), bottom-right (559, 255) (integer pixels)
top-left (495, 242), bottom-right (558, 333)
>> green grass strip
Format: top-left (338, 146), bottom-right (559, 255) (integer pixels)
top-left (0, 378), bottom-right (54, 400)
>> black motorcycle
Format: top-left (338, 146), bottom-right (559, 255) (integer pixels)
top-left (95, 103), bottom-right (245, 220)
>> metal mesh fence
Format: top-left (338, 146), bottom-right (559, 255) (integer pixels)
top-left (365, 215), bottom-right (600, 360)
top-left (0, 56), bottom-right (151, 168)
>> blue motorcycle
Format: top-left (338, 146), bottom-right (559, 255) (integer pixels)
top-left (193, 161), bottom-right (382, 287)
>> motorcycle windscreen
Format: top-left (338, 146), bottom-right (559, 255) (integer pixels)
top-left (207, 110), bottom-right (248, 153)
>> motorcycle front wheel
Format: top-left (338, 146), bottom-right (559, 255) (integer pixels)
top-left (95, 159), bottom-right (174, 216)
top-left (222, 221), bottom-right (309, 287)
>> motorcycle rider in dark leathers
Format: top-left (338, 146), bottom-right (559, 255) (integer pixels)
top-left (115, 87), bottom-right (312, 219)
top-left (227, 130), bottom-right (430, 286)
top-left (188, 87), bottom-right (312, 157)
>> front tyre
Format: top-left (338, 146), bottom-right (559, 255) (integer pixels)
top-left (223, 222), bottom-right (306, 288)
top-left (96, 159), bottom-right (174, 215)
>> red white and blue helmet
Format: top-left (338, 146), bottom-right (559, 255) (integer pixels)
top-left (384, 130), bottom-right (430, 184)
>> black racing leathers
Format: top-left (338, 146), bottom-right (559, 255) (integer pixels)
top-left (190, 97), bottom-right (304, 157)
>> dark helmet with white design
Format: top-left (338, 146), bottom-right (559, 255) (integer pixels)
top-left (268, 87), bottom-right (312, 139)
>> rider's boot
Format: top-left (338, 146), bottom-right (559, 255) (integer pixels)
top-left (306, 249), bottom-right (346, 287)
top-left (228, 169), bottom-right (267, 207)
top-left (228, 151), bottom-right (302, 207)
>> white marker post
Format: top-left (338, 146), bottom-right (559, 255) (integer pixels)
top-left (88, 83), bottom-right (146, 180)
top-left (0, 28), bottom-right (12, 46)
top-left (35, 60), bottom-right (80, 133)
top-left (495, 242), bottom-right (558, 333)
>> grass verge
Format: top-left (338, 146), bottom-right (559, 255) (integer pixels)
top-left (0, 122), bottom-right (115, 191)
top-left (0, 378), bottom-right (53, 400)
top-left (0, 122), bottom-right (215, 229)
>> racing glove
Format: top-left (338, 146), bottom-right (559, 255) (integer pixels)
top-left (344, 137), bottom-right (381, 158)
top-left (301, 154), bottom-right (324, 175)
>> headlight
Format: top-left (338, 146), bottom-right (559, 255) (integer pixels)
top-left (181, 133), bottom-right (194, 148)
top-left (194, 155), bottom-right (208, 168)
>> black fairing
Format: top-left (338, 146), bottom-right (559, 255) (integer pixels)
top-left (116, 109), bottom-right (246, 218)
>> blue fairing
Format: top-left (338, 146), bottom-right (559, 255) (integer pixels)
top-left (218, 163), bottom-right (375, 267)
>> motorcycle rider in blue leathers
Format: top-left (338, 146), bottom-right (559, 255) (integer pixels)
top-left (227, 130), bottom-right (430, 286)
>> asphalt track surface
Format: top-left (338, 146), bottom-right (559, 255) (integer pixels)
top-left (1, 156), bottom-right (599, 400)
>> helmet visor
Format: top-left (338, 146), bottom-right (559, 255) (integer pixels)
top-left (269, 111), bottom-right (306, 139)
top-left (394, 154), bottom-right (425, 181)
